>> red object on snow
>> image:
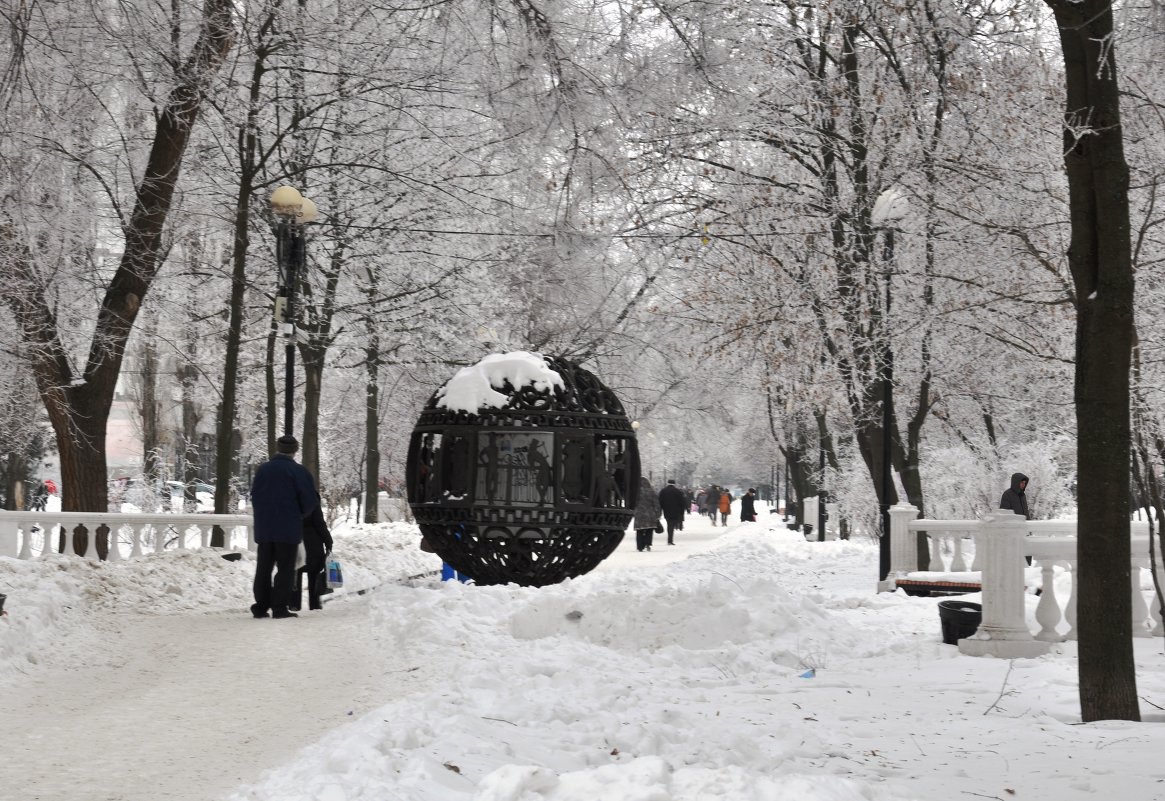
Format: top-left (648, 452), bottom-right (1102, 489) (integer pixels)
top-left (44, 479), bottom-right (58, 494)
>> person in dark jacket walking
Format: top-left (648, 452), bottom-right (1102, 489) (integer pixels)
top-left (705, 486), bottom-right (721, 525)
top-left (740, 488), bottom-right (758, 522)
top-left (658, 479), bottom-right (687, 545)
top-left (291, 493), bottom-right (334, 612)
top-left (250, 435), bottom-right (318, 619)
top-left (633, 476), bottom-right (662, 551)
top-left (999, 473), bottom-right (1032, 519)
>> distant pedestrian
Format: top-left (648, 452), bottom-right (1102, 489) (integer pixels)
top-left (633, 476), bottom-right (662, 552)
top-left (718, 488), bottom-right (733, 525)
top-left (659, 479), bottom-right (687, 545)
top-left (30, 481), bottom-right (48, 512)
top-left (250, 436), bottom-right (318, 619)
top-left (740, 488), bottom-right (758, 522)
top-left (1000, 472), bottom-right (1033, 565)
top-left (999, 473), bottom-right (1032, 519)
top-left (705, 487), bottom-right (721, 525)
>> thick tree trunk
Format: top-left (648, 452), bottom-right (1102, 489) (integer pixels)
top-left (1046, 0), bottom-right (1138, 722)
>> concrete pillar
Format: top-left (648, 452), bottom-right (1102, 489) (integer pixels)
top-left (959, 510), bottom-right (1049, 658)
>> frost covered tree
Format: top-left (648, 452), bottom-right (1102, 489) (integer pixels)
top-left (0, 0), bottom-right (235, 526)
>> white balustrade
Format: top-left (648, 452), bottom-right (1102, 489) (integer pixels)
top-left (886, 506), bottom-right (1160, 658)
top-left (0, 510), bottom-right (253, 560)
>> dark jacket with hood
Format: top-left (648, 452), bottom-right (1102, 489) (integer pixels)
top-left (999, 472), bottom-right (1031, 519)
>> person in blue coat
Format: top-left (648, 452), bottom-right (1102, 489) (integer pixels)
top-left (250, 435), bottom-right (318, 619)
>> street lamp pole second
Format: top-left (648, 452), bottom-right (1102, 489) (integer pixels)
top-left (872, 187), bottom-right (909, 581)
top-left (270, 185), bottom-right (317, 439)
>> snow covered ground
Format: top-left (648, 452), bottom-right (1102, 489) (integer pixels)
top-left (2, 507), bottom-right (1164, 801)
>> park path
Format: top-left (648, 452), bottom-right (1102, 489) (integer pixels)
top-left (4, 594), bottom-right (428, 801)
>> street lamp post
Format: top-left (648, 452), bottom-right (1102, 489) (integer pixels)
top-left (270, 186), bottom-right (318, 438)
top-left (872, 187), bottom-right (909, 581)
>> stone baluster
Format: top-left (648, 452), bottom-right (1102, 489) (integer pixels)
top-left (1131, 560), bottom-right (1151, 637)
top-left (959, 510), bottom-right (1049, 658)
top-left (153, 524), bottom-right (165, 554)
top-left (950, 537), bottom-right (968, 572)
top-left (80, 525), bottom-right (97, 560)
top-left (175, 524), bottom-right (187, 550)
top-left (1034, 561), bottom-right (1062, 642)
top-left (18, 520), bottom-right (34, 559)
top-left (928, 535), bottom-right (943, 572)
top-left (199, 525), bottom-right (211, 549)
top-left (130, 524), bottom-right (144, 557)
top-left (40, 524), bottom-right (55, 557)
top-left (103, 524), bottom-right (119, 561)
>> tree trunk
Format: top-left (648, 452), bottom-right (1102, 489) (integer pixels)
top-left (363, 320), bottom-right (381, 524)
top-left (300, 344), bottom-right (323, 481)
top-left (1045, 0), bottom-right (1139, 722)
top-left (213, 37), bottom-right (271, 544)
top-left (141, 327), bottom-right (162, 512)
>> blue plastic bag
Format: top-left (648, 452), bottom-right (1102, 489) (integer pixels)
top-left (326, 558), bottom-right (344, 589)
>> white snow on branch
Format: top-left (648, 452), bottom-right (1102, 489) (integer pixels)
top-left (436, 351), bottom-right (564, 413)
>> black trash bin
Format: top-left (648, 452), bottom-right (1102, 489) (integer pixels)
top-left (937, 599), bottom-right (981, 645)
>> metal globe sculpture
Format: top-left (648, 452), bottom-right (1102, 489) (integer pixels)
top-left (406, 352), bottom-right (639, 586)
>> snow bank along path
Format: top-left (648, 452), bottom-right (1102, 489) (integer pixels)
top-left (1, 519), bottom-right (724, 801)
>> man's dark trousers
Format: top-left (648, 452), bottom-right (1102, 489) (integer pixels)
top-left (253, 541), bottom-right (299, 615)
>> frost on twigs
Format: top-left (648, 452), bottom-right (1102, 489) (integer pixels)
top-left (436, 351), bottom-right (565, 413)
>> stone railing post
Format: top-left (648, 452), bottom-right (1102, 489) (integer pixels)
top-left (959, 510), bottom-right (1049, 658)
top-left (878, 503), bottom-right (920, 592)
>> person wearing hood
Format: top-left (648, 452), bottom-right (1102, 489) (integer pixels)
top-left (1000, 472), bottom-right (1033, 566)
top-left (633, 476), bottom-right (663, 552)
top-left (999, 473), bottom-right (1032, 519)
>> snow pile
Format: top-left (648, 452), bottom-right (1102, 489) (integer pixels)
top-left (0, 522), bottom-right (439, 675)
top-left (436, 351), bottom-right (564, 413)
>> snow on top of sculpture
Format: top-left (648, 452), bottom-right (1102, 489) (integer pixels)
top-left (436, 351), bottom-right (565, 413)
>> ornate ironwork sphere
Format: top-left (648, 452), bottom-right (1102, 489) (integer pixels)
top-left (406, 353), bottom-right (640, 586)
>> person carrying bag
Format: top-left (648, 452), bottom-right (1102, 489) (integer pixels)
top-left (291, 493), bottom-right (334, 611)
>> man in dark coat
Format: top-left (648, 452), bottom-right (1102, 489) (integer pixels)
top-left (740, 488), bottom-right (758, 522)
top-left (999, 472), bottom-right (1032, 519)
top-left (658, 479), bottom-right (687, 545)
top-left (250, 435), bottom-right (318, 619)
